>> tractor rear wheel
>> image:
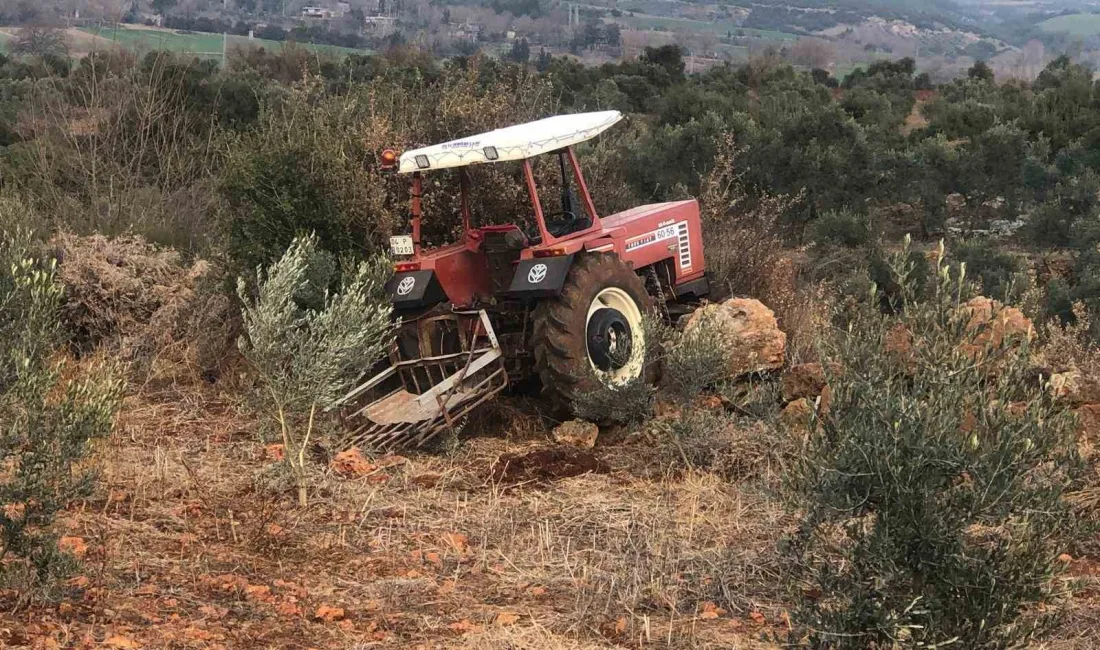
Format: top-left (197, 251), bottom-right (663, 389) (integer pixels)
top-left (532, 253), bottom-right (653, 407)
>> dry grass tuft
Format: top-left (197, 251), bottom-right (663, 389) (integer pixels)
top-left (696, 135), bottom-right (833, 365)
top-left (698, 135), bottom-right (802, 305)
top-left (650, 408), bottom-right (794, 487)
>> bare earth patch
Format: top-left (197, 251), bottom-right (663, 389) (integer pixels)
top-left (1, 376), bottom-right (1097, 648)
top-left (0, 385), bottom-right (794, 649)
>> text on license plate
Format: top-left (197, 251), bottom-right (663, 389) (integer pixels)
top-left (390, 235), bottom-right (414, 256)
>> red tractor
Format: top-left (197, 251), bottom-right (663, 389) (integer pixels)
top-left (333, 111), bottom-right (708, 451)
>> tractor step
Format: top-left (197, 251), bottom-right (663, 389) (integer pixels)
top-left (330, 310), bottom-right (507, 452)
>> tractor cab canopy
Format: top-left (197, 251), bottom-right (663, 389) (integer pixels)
top-left (396, 111), bottom-right (623, 174)
top-left (388, 111), bottom-right (623, 260)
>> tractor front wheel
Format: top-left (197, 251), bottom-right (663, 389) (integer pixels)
top-left (532, 254), bottom-right (653, 407)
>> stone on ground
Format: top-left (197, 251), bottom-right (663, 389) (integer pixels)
top-left (684, 298), bottom-right (786, 378)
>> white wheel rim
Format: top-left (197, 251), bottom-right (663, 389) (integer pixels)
top-left (586, 287), bottom-right (645, 385)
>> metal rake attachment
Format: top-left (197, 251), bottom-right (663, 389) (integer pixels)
top-left (330, 310), bottom-right (507, 452)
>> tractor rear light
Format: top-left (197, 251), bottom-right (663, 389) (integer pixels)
top-left (394, 261), bottom-right (421, 272)
top-left (380, 148), bottom-right (399, 173)
top-left (533, 247), bottom-right (567, 258)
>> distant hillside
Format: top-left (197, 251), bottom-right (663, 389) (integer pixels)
top-left (1039, 12), bottom-right (1100, 37)
top-left (731, 0), bottom-right (976, 34)
top-left (76, 25), bottom-right (372, 59)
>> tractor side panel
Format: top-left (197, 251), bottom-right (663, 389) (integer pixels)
top-left (603, 200), bottom-right (706, 284)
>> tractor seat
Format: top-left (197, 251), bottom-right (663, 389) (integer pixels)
top-left (479, 226), bottom-right (527, 294)
top-left (479, 225), bottom-right (528, 253)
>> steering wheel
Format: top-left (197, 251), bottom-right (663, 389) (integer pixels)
top-left (544, 210), bottom-right (579, 238)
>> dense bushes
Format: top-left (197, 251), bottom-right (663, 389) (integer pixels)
top-left (220, 57), bottom-right (552, 273)
top-left (6, 42), bottom-right (1100, 320)
top-left (220, 81), bottom-right (389, 275)
top-left (789, 242), bottom-right (1080, 648)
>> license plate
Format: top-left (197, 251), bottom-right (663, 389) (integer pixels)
top-left (390, 235), bottom-right (414, 256)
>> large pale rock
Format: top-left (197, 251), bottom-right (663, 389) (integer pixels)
top-left (553, 419), bottom-right (599, 449)
top-left (961, 297), bottom-right (1034, 349)
top-left (684, 298), bottom-right (786, 378)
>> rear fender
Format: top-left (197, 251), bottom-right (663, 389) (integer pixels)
top-left (385, 270), bottom-right (447, 310)
top-left (507, 254), bottom-right (575, 298)
top-left (601, 200), bottom-right (706, 285)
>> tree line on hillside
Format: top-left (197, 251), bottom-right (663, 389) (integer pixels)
top-left (0, 44), bottom-right (1099, 324)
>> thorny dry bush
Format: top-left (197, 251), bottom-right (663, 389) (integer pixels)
top-left (1041, 301), bottom-right (1100, 378)
top-left (698, 135), bottom-right (831, 364)
top-left (51, 232), bottom-right (236, 386)
top-left (12, 51), bottom-right (224, 247)
top-left (698, 135), bottom-right (800, 302)
top-left (1040, 302), bottom-right (1100, 562)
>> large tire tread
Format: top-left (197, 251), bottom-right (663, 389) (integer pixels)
top-left (531, 254), bottom-right (652, 407)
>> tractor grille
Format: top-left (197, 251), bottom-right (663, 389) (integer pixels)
top-left (676, 222), bottom-right (692, 271)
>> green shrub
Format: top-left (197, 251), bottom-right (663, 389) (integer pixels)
top-left (237, 233), bottom-right (392, 507)
top-left (220, 81), bottom-right (388, 276)
top-left (952, 238), bottom-right (1029, 301)
top-left (868, 243), bottom-right (931, 311)
top-left (1043, 250), bottom-right (1100, 330)
top-left (0, 226), bottom-right (124, 598)
top-left (1043, 277), bottom-right (1075, 325)
top-left (1028, 170), bottom-right (1100, 247)
top-left (812, 208), bottom-right (871, 248)
top-left (660, 314), bottom-right (734, 402)
top-left (570, 374), bottom-right (656, 425)
top-left (789, 240), bottom-right (1081, 649)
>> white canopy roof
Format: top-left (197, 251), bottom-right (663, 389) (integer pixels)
top-left (397, 110), bottom-right (623, 174)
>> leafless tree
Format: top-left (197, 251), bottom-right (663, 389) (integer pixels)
top-left (789, 38), bottom-right (835, 70)
top-left (10, 25), bottom-right (69, 59)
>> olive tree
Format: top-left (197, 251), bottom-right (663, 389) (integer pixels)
top-left (0, 224), bottom-right (123, 598)
top-left (237, 234), bottom-right (392, 507)
top-left (789, 239), bottom-right (1081, 648)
